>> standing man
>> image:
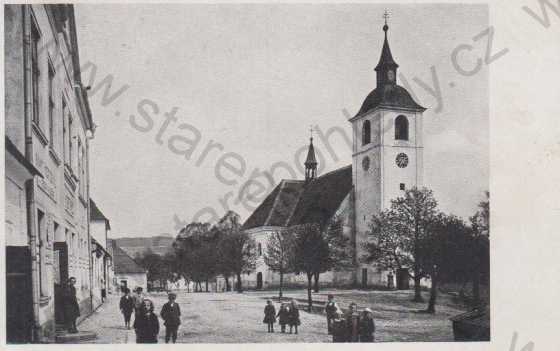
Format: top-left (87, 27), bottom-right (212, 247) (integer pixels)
top-left (160, 292), bottom-right (181, 343)
top-left (133, 287), bottom-right (145, 321)
top-left (120, 288), bottom-right (135, 329)
top-left (325, 294), bottom-right (338, 335)
top-left (345, 302), bottom-right (360, 342)
top-left (101, 279), bottom-right (107, 303)
top-left (62, 277), bottom-right (80, 334)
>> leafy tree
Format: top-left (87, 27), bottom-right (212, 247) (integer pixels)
top-left (364, 187), bottom-right (439, 302)
top-left (213, 211), bottom-right (243, 291)
top-left (291, 218), bottom-right (353, 311)
top-left (173, 222), bottom-right (218, 292)
top-left (219, 230), bottom-right (257, 293)
top-left (469, 191), bottom-right (490, 305)
top-left (420, 213), bottom-right (471, 313)
top-left (135, 249), bottom-right (175, 290)
top-left (263, 230), bottom-right (295, 298)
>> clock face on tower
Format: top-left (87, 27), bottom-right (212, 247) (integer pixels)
top-left (362, 156), bottom-right (370, 171)
top-left (396, 153), bottom-right (409, 168)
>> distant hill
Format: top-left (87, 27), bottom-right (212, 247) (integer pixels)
top-left (111, 235), bottom-right (175, 258)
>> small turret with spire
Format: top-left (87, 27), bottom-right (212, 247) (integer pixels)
top-left (375, 10), bottom-right (399, 88)
top-left (305, 126), bottom-right (317, 182)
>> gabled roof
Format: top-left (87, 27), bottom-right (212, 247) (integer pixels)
top-left (242, 165), bottom-right (352, 230)
top-left (112, 242), bottom-right (146, 274)
top-left (287, 165), bottom-right (352, 228)
top-left (242, 180), bottom-right (305, 229)
top-left (90, 199), bottom-right (111, 230)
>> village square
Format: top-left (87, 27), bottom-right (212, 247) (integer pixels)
top-left (4, 3), bottom-right (491, 344)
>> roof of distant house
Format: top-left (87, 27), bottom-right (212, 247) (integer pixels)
top-left (90, 199), bottom-right (111, 230)
top-left (111, 241), bottom-right (146, 274)
top-left (242, 165), bottom-right (352, 230)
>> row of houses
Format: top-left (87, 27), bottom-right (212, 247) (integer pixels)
top-left (3, 4), bottom-right (146, 343)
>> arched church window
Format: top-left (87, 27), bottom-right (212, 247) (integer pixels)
top-left (362, 120), bottom-right (371, 145)
top-left (395, 115), bottom-right (409, 140)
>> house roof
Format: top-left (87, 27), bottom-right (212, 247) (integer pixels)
top-left (242, 165), bottom-right (352, 230)
top-left (111, 241), bottom-right (146, 274)
top-left (90, 199), bottom-right (111, 230)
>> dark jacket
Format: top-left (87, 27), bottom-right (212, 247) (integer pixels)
top-left (263, 304), bottom-right (276, 324)
top-left (276, 306), bottom-right (290, 325)
top-left (288, 305), bottom-right (300, 326)
top-left (120, 295), bottom-right (135, 315)
top-left (62, 285), bottom-right (80, 321)
top-left (134, 312), bottom-right (160, 343)
top-left (325, 301), bottom-right (338, 318)
top-left (359, 317), bottom-right (375, 342)
top-left (332, 318), bottom-right (347, 343)
top-left (345, 312), bottom-right (360, 342)
top-left (160, 302), bottom-right (181, 327)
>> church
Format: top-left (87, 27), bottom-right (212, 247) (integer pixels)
top-left (239, 19), bottom-right (426, 290)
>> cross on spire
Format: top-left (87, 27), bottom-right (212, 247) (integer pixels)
top-left (383, 10), bottom-right (390, 25)
top-left (309, 125), bottom-right (314, 141)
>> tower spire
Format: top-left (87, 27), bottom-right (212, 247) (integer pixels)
top-left (305, 126), bottom-right (317, 182)
top-left (375, 10), bottom-right (399, 88)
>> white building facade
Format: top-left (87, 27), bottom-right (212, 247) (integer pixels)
top-left (5, 4), bottom-right (95, 343)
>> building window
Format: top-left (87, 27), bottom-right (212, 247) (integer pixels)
top-left (395, 115), bottom-right (409, 141)
top-left (37, 210), bottom-right (47, 296)
top-left (258, 243), bottom-right (262, 256)
top-left (48, 62), bottom-right (55, 145)
top-left (362, 120), bottom-right (371, 145)
top-left (68, 117), bottom-right (73, 169)
top-left (77, 139), bottom-right (82, 183)
top-left (62, 99), bottom-right (68, 163)
top-left (31, 21), bottom-right (41, 125)
top-left (400, 183), bottom-right (405, 190)
top-left (71, 232), bottom-right (76, 257)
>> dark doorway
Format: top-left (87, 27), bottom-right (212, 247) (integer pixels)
top-left (396, 268), bottom-right (410, 290)
top-left (53, 242), bottom-right (69, 324)
top-left (361, 268), bottom-right (368, 288)
top-left (6, 246), bottom-right (33, 343)
top-left (256, 272), bottom-right (263, 290)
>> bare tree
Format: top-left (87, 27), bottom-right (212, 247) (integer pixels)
top-left (263, 230), bottom-right (295, 298)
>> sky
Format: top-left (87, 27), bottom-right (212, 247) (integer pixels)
top-left (74, 3), bottom-right (489, 238)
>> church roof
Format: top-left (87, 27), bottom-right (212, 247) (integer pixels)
top-left (111, 241), bottom-right (146, 274)
top-left (356, 84), bottom-right (426, 117)
top-left (242, 165), bottom-right (352, 230)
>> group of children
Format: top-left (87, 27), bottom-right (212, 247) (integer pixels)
top-left (264, 294), bottom-right (376, 342)
top-left (119, 288), bottom-right (182, 343)
top-left (263, 299), bottom-right (301, 334)
top-left (326, 295), bottom-right (375, 342)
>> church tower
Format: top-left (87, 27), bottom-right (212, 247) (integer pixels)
top-left (349, 15), bottom-right (426, 286)
top-left (304, 136), bottom-right (318, 181)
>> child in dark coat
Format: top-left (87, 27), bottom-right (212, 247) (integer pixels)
top-left (288, 300), bottom-right (300, 334)
top-left (134, 299), bottom-right (160, 343)
top-left (160, 292), bottom-right (181, 343)
top-left (119, 288), bottom-right (135, 329)
top-left (276, 303), bottom-right (290, 333)
top-left (359, 308), bottom-right (375, 342)
top-left (263, 300), bottom-right (276, 333)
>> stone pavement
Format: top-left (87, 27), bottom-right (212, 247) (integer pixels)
top-left (78, 289), bottom-right (461, 343)
top-left (79, 291), bottom-right (331, 343)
